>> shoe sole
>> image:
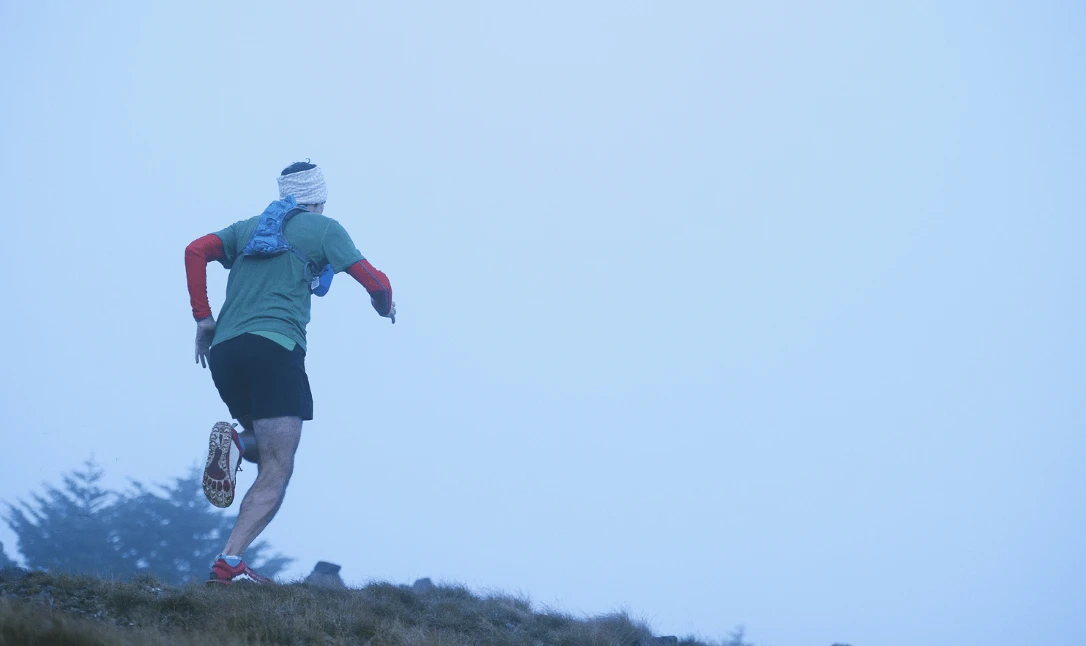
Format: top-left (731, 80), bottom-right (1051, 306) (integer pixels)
top-left (203, 422), bottom-right (238, 508)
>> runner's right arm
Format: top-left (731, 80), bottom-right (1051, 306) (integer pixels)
top-left (185, 233), bottom-right (226, 320)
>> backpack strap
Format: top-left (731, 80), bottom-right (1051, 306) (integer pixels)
top-left (282, 207), bottom-right (319, 277)
top-left (281, 207), bottom-right (320, 277)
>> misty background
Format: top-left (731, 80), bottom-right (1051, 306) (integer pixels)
top-left (1, 2), bottom-right (1083, 645)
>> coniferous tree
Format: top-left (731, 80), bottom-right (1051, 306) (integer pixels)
top-left (4, 461), bottom-right (292, 583)
top-left (0, 540), bottom-right (15, 568)
top-left (110, 468), bottom-right (291, 584)
top-left (4, 460), bottom-right (124, 576)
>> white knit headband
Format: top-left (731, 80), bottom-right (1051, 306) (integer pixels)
top-left (277, 166), bottom-right (328, 205)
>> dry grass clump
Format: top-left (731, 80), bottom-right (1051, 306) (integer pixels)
top-left (0, 571), bottom-right (710, 646)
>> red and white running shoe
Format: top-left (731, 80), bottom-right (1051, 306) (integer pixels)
top-left (203, 422), bottom-right (242, 508)
top-left (207, 558), bottom-right (272, 585)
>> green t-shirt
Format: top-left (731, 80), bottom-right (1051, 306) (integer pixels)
top-left (211, 211), bottom-right (364, 351)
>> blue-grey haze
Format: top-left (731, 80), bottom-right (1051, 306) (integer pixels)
top-left (1, 2), bottom-right (1082, 645)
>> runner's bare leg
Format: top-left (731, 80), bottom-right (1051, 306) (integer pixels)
top-left (222, 416), bottom-right (302, 556)
top-left (237, 418), bottom-right (260, 463)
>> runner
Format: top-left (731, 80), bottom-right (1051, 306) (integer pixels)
top-left (184, 161), bottom-right (395, 584)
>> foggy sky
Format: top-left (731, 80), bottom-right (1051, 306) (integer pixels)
top-left (1, 2), bottom-right (1083, 645)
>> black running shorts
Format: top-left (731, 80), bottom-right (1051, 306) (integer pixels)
top-left (209, 333), bottom-right (314, 423)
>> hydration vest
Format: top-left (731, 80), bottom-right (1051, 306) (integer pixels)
top-left (242, 195), bottom-right (334, 296)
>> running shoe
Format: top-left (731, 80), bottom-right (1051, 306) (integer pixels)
top-left (207, 558), bottom-right (272, 585)
top-left (203, 421), bottom-right (242, 508)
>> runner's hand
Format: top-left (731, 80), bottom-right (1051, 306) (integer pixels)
top-left (373, 298), bottom-right (396, 324)
top-left (195, 316), bottom-right (216, 368)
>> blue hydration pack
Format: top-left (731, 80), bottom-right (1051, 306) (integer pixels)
top-left (242, 195), bottom-right (334, 296)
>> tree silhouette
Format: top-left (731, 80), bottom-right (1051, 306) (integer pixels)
top-left (0, 540), bottom-right (15, 569)
top-left (4, 461), bottom-right (291, 583)
top-left (109, 468), bottom-right (291, 584)
top-left (4, 460), bottom-right (122, 576)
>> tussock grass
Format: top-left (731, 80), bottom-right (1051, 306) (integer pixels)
top-left (0, 571), bottom-right (712, 646)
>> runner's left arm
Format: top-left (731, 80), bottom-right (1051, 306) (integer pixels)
top-left (321, 218), bottom-right (395, 320)
top-left (184, 234), bottom-right (226, 320)
top-left (346, 259), bottom-right (394, 318)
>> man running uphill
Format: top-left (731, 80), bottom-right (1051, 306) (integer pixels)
top-left (184, 161), bottom-right (395, 584)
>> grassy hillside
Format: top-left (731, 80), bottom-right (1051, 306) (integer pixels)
top-left (0, 569), bottom-right (728, 646)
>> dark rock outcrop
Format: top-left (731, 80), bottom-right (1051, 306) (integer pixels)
top-left (411, 577), bottom-right (435, 593)
top-left (304, 561), bottom-right (345, 589)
